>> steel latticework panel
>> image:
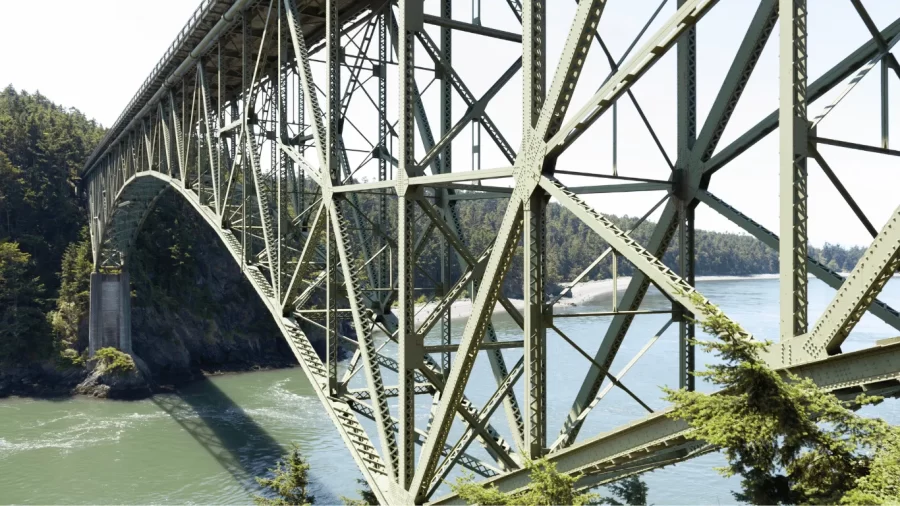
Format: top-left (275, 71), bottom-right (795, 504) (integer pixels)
top-left (82, 0), bottom-right (900, 503)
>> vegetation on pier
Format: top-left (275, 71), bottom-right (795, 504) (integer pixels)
top-left (92, 347), bottom-right (136, 375)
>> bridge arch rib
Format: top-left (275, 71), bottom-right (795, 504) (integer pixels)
top-left (92, 170), bottom-right (402, 503)
top-left (82, 0), bottom-right (900, 503)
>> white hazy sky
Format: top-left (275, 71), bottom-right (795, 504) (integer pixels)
top-left (1, 0), bottom-right (898, 248)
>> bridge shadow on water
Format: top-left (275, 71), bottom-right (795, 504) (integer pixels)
top-left (150, 376), bottom-right (285, 496)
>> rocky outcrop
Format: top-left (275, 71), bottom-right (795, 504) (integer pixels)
top-left (74, 354), bottom-right (153, 399)
top-left (0, 364), bottom-right (86, 398)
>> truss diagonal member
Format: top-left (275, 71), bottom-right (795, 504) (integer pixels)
top-left (285, 0), bottom-right (328, 171)
top-left (373, 314), bottom-right (521, 474)
top-left (196, 61), bottom-right (221, 216)
top-left (552, 200), bottom-right (680, 452)
top-left (796, 205), bottom-right (900, 361)
top-left (541, 177), bottom-right (752, 334)
top-left (534, 0), bottom-right (607, 141)
top-left (245, 132), bottom-right (279, 283)
top-left (167, 91), bottom-right (186, 179)
top-left (279, 142), bottom-right (323, 187)
top-left (572, 319), bottom-right (675, 429)
top-left (549, 194), bottom-right (669, 306)
top-left (692, 0), bottom-right (777, 163)
top-left (704, 15), bottom-right (900, 175)
top-left (329, 202), bottom-right (398, 479)
top-left (416, 249), bottom-right (490, 339)
top-left (282, 203), bottom-right (326, 310)
top-left (415, 197), bottom-right (528, 452)
top-left (414, 362), bottom-right (519, 473)
top-left (414, 30), bottom-right (517, 164)
top-left (551, 325), bottom-right (653, 413)
top-left (545, 0), bottom-right (719, 158)
top-left (697, 190), bottom-right (900, 332)
top-left (417, 58), bottom-right (522, 171)
top-left (157, 103), bottom-right (173, 178)
top-left (414, 198), bottom-right (522, 321)
top-left (344, 398), bottom-right (502, 479)
top-left (811, 33), bottom-right (900, 131)
top-left (809, 148), bottom-right (878, 238)
top-left (849, 0), bottom-right (900, 79)
top-left (410, 197), bottom-right (525, 500)
top-left (425, 357), bottom-right (526, 499)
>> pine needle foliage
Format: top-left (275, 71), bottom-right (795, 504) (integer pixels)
top-left (92, 347), bottom-right (135, 375)
top-left (255, 443), bottom-right (315, 506)
top-left (664, 294), bottom-right (900, 504)
top-left (451, 458), bottom-right (651, 505)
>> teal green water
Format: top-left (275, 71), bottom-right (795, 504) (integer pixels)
top-left (2, 278), bottom-right (899, 504)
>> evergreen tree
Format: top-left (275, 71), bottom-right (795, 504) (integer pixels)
top-left (451, 458), bottom-right (649, 505)
top-left (255, 443), bottom-right (315, 506)
top-left (0, 86), bottom-right (104, 363)
top-left (0, 241), bottom-right (51, 361)
top-left (665, 295), bottom-right (900, 504)
top-left (49, 229), bottom-right (92, 364)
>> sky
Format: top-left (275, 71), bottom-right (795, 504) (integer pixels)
top-left (1, 0), bottom-right (898, 248)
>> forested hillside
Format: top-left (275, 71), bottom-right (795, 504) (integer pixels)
top-left (0, 86), bottom-right (291, 396)
top-left (0, 86), bottom-right (103, 362)
top-left (412, 197), bottom-right (864, 298)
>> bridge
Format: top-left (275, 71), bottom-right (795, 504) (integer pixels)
top-left (80, 0), bottom-right (900, 503)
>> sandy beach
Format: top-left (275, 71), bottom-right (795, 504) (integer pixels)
top-left (411, 273), bottom-right (780, 325)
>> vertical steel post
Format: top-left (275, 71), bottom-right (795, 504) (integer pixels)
top-left (779, 0), bottom-right (809, 340)
top-left (398, 0), bottom-right (422, 490)
top-left (523, 0), bottom-right (546, 460)
top-left (440, 0), bottom-right (453, 377)
top-left (677, 0), bottom-right (697, 391)
top-left (378, 7), bottom-right (389, 300)
top-left (612, 102), bottom-right (617, 176)
top-left (277, 1), bottom-right (287, 305)
top-left (883, 59), bottom-right (890, 149)
top-left (471, 0), bottom-right (482, 175)
top-left (217, 42), bottom-right (224, 219)
top-left (241, 11), bottom-right (251, 269)
top-left (677, 206), bottom-right (695, 389)
top-left (327, 0), bottom-right (340, 186)
top-left (326, 0), bottom-right (341, 395)
top-left (297, 59), bottom-right (305, 219)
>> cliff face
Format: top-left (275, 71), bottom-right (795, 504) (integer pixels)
top-left (127, 193), bottom-right (297, 387)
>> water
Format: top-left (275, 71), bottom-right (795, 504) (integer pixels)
top-left (1, 277), bottom-right (899, 504)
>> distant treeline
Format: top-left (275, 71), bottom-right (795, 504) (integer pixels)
top-left (400, 197), bottom-right (865, 298)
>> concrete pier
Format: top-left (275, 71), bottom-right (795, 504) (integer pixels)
top-left (88, 271), bottom-right (132, 356)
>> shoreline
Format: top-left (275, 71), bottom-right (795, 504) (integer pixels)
top-left (412, 273), bottom-right (781, 325)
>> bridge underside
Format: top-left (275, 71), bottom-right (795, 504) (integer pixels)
top-left (83, 0), bottom-right (900, 503)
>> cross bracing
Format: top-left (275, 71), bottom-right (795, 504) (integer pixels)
top-left (82, 0), bottom-right (900, 503)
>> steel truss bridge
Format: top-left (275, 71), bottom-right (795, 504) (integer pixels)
top-left (81, 0), bottom-right (900, 503)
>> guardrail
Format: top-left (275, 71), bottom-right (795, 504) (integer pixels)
top-left (82, 0), bottom-right (226, 176)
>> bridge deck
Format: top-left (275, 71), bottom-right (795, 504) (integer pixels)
top-left (83, 0), bottom-right (376, 177)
